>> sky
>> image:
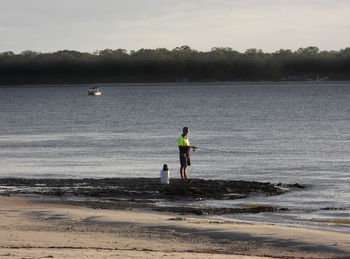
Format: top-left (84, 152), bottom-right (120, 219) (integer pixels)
top-left (1, 0), bottom-right (350, 54)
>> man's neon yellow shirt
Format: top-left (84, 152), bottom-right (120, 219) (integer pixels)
top-left (178, 135), bottom-right (190, 146)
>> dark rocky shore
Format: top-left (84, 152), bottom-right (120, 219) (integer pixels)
top-left (0, 178), bottom-right (304, 215)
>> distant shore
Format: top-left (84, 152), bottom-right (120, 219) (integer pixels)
top-left (1, 79), bottom-right (349, 88)
top-left (2, 46), bottom-right (350, 87)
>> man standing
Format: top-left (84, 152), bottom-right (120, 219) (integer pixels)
top-left (178, 127), bottom-right (197, 181)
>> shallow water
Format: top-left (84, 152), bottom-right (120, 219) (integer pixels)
top-left (0, 82), bottom-right (349, 231)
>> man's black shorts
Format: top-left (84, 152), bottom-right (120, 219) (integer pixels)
top-left (179, 152), bottom-right (191, 167)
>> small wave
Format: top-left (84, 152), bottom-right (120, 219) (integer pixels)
top-left (307, 217), bottom-right (350, 225)
top-left (241, 202), bottom-right (277, 208)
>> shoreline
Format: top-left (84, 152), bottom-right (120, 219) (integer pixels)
top-left (0, 195), bottom-right (349, 258)
top-left (1, 178), bottom-right (349, 233)
top-left (0, 80), bottom-right (349, 88)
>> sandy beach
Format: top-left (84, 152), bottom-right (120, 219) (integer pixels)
top-left (0, 195), bottom-right (349, 258)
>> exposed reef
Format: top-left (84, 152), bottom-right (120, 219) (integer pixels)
top-left (0, 178), bottom-right (304, 215)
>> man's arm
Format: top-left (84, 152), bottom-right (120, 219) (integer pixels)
top-left (179, 145), bottom-right (197, 151)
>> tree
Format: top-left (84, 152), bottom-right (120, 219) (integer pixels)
top-left (0, 51), bottom-right (15, 57)
top-left (296, 46), bottom-right (319, 56)
top-left (0, 46), bottom-right (350, 84)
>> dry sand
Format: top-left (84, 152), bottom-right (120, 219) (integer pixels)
top-left (0, 195), bottom-right (349, 258)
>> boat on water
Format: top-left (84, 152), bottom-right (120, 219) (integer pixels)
top-left (88, 87), bottom-right (102, 96)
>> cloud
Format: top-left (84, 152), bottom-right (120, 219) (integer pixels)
top-left (0, 0), bottom-right (349, 52)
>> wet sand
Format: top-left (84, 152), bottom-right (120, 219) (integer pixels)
top-left (0, 195), bottom-right (349, 258)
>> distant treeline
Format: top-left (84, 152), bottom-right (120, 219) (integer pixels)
top-left (1, 46), bottom-right (350, 84)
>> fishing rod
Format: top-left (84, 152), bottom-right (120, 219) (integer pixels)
top-left (193, 147), bottom-right (249, 154)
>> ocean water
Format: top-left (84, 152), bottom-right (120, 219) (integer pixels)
top-left (0, 82), bottom-right (349, 232)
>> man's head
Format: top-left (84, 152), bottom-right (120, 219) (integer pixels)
top-left (182, 127), bottom-right (189, 136)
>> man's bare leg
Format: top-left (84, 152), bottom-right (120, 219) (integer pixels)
top-left (180, 166), bottom-right (187, 181)
top-left (183, 166), bottom-right (188, 181)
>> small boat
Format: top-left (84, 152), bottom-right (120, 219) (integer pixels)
top-left (88, 87), bottom-right (102, 96)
